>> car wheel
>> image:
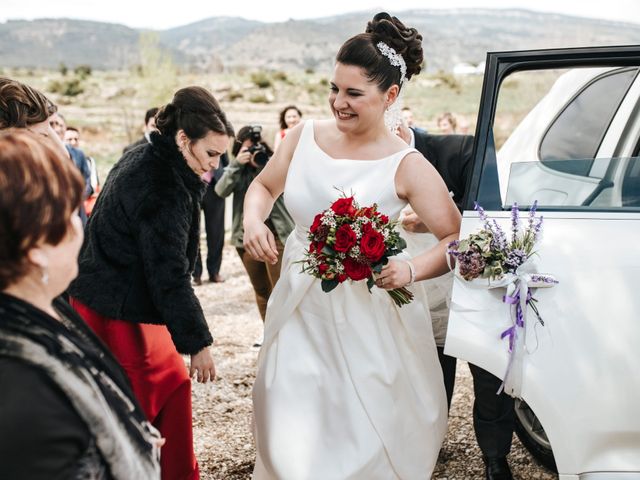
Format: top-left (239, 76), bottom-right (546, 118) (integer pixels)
top-left (514, 399), bottom-right (558, 473)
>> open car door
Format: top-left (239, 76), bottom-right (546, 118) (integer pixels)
top-left (445, 46), bottom-right (640, 479)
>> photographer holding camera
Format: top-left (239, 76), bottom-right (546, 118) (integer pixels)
top-left (215, 125), bottom-right (294, 342)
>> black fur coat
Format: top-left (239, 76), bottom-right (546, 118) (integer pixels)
top-left (69, 132), bottom-right (212, 354)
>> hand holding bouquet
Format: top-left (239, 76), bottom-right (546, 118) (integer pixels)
top-left (300, 194), bottom-right (414, 306)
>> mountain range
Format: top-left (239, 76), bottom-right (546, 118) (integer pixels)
top-left (1, 9), bottom-right (639, 72)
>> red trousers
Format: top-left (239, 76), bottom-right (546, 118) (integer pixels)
top-left (71, 299), bottom-right (199, 480)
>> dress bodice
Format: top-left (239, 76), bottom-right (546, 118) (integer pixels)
top-left (283, 120), bottom-right (415, 230)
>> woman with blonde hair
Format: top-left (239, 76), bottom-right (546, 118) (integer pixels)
top-left (437, 111), bottom-right (458, 134)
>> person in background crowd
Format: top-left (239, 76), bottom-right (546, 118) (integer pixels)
top-left (215, 125), bottom-right (294, 346)
top-left (0, 130), bottom-right (162, 480)
top-left (402, 106), bottom-right (427, 133)
top-left (0, 77), bottom-right (62, 155)
top-left (50, 112), bottom-right (92, 225)
top-left (273, 105), bottom-right (302, 151)
top-left (65, 126), bottom-right (100, 216)
top-left (402, 106), bottom-right (415, 127)
top-left (0, 78), bottom-right (90, 226)
top-left (437, 111), bottom-right (458, 134)
top-left (398, 122), bottom-right (515, 480)
top-left (123, 107), bottom-right (159, 154)
top-left (64, 125), bottom-right (81, 147)
top-left (193, 153), bottom-right (228, 285)
top-left (457, 115), bottom-right (471, 135)
top-left (69, 86), bottom-right (233, 480)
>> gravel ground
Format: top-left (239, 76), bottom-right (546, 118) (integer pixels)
top-left (191, 245), bottom-right (558, 480)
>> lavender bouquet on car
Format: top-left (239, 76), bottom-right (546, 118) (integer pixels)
top-left (447, 201), bottom-right (545, 281)
top-left (447, 201), bottom-right (558, 398)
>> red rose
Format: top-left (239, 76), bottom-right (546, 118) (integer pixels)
top-left (310, 213), bottom-right (323, 234)
top-left (331, 197), bottom-right (356, 217)
top-left (309, 240), bottom-right (324, 254)
top-left (338, 273), bottom-right (348, 283)
top-left (342, 257), bottom-right (371, 281)
top-left (318, 263), bottom-right (329, 274)
top-left (360, 228), bottom-right (386, 262)
top-left (379, 214), bottom-right (389, 224)
top-left (309, 241), bottom-right (326, 254)
top-left (333, 224), bottom-right (358, 252)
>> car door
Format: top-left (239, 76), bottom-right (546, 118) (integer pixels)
top-left (444, 46), bottom-right (640, 479)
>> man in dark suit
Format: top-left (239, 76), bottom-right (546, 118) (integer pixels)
top-left (193, 153), bottom-right (228, 284)
top-left (399, 124), bottom-right (515, 480)
top-left (122, 107), bottom-right (159, 154)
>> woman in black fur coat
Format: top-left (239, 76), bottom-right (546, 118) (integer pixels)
top-left (68, 86), bottom-right (233, 480)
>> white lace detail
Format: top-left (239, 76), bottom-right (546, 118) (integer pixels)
top-left (376, 41), bottom-right (407, 85)
top-left (377, 41), bottom-right (407, 133)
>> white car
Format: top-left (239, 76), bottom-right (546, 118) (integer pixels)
top-left (445, 46), bottom-right (640, 478)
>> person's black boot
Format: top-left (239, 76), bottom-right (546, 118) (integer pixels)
top-left (484, 456), bottom-right (513, 480)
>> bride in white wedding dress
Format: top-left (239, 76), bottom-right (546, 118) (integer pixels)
top-left (242, 12), bottom-right (462, 480)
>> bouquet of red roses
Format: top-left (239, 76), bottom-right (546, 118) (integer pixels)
top-left (300, 194), bottom-right (414, 306)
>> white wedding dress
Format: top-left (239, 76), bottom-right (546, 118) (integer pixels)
top-left (252, 120), bottom-right (447, 480)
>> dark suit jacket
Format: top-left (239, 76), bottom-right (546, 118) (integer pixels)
top-left (412, 128), bottom-right (474, 212)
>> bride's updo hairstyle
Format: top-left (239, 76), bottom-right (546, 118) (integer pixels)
top-left (155, 86), bottom-right (234, 140)
top-left (336, 12), bottom-right (423, 92)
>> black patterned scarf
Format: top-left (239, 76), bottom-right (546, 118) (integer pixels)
top-left (0, 292), bottom-right (161, 479)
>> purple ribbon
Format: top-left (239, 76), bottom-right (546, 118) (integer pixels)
top-left (500, 289), bottom-right (531, 352)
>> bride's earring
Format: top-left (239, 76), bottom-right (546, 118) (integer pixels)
top-left (384, 88), bottom-right (405, 134)
top-left (384, 101), bottom-right (402, 133)
top-left (41, 267), bottom-right (49, 285)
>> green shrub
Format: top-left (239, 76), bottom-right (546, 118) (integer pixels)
top-left (228, 91), bottom-right (244, 101)
top-left (74, 65), bottom-right (92, 79)
top-left (249, 93), bottom-right (270, 103)
top-left (434, 70), bottom-right (461, 94)
top-left (49, 78), bottom-right (84, 97)
top-left (250, 72), bottom-right (272, 89)
top-left (272, 71), bottom-right (288, 82)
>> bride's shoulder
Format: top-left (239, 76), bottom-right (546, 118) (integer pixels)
top-left (312, 119), bottom-right (335, 135)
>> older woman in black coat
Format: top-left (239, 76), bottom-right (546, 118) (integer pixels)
top-left (69, 86), bottom-right (233, 480)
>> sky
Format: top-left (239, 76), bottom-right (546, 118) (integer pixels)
top-left (2, 0), bottom-right (639, 29)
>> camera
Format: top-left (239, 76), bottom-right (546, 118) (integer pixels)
top-left (247, 125), bottom-right (270, 167)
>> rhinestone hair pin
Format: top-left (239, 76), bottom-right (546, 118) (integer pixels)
top-left (376, 41), bottom-right (407, 85)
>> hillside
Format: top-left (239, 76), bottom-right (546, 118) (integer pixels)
top-left (1, 9), bottom-right (639, 71)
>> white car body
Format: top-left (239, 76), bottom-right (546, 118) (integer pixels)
top-left (445, 48), bottom-right (640, 478)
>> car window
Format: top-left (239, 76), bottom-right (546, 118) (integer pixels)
top-left (539, 68), bottom-right (638, 177)
top-left (622, 157), bottom-right (640, 207)
top-left (477, 65), bottom-right (640, 211)
top-left (504, 157), bottom-right (640, 208)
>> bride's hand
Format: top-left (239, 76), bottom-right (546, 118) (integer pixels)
top-left (376, 260), bottom-right (412, 290)
top-left (243, 219), bottom-right (279, 264)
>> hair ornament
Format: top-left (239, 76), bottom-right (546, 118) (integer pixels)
top-left (376, 41), bottom-right (407, 85)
